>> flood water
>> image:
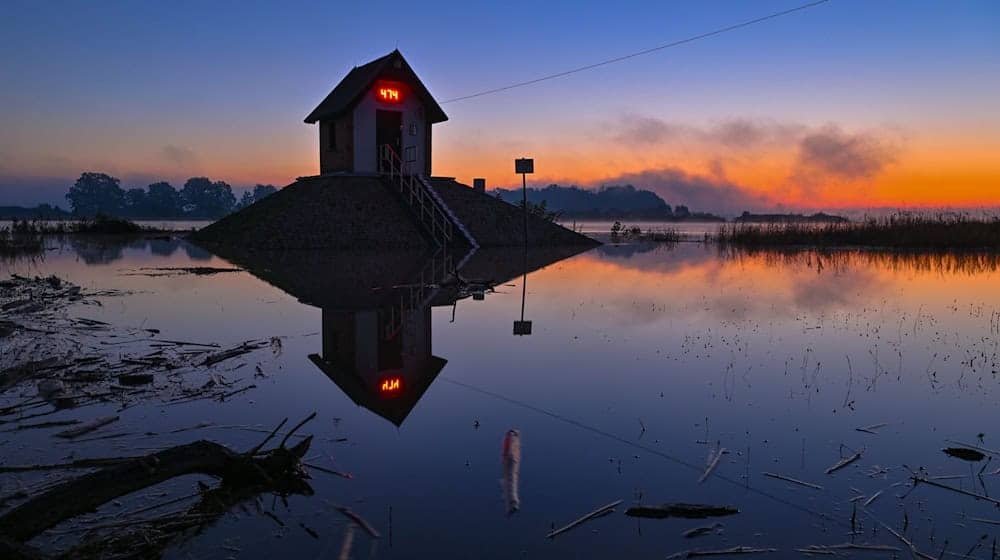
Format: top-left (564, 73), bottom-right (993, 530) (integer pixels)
top-left (3, 236), bottom-right (1000, 558)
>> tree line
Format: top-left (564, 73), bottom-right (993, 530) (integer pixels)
top-left (64, 172), bottom-right (278, 218)
top-left (492, 184), bottom-right (718, 220)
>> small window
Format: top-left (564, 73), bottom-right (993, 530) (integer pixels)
top-left (327, 123), bottom-right (337, 151)
top-left (409, 123), bottom-right (418, 136)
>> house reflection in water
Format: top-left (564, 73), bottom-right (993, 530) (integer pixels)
top-left (199, 246), bottom-right (592, 426)
top-left (309, 293), bottom-right (445, 426)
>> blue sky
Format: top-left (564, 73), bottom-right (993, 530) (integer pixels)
top-left (1, 0), bottom-right (998, 209)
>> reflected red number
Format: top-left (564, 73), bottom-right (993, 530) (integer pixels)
top-left (380, 377), bottom-right (402, 393)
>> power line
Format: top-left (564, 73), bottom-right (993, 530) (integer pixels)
top-left (441, 0), bottom-right (832, 104)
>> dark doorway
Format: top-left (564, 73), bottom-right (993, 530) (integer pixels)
top-left (376, 110), bottom-right (403, 158)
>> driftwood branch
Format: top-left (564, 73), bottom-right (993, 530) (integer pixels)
top-left (825, 450), bottom-right (862, 474)
top-left (246, 417), bottom-right (287, 456)
top-left (546, 499), bottom-right (622, 539)
top-left (912, 475), bottom-right (1000, 506)
top-left (699, 448), bottom-right (726, 483)
top-left (762, 471), bottom-right (823, 490)
top-left (279, 412), bottom-right (316, 448)
top-left (0, 413), bottom-right (317, 549)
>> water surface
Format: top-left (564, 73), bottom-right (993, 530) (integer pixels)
top-left (3, 237), bottom-right (999, 557)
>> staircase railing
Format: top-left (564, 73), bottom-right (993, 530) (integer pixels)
top-left (379, 144), bottom-right (453, 247)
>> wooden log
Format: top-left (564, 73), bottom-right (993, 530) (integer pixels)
top-left (0, 436), bottom-right (312, 542)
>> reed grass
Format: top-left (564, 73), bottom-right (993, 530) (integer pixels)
top-left (11, 215), bottom-right (144, 235)
top-left (0, 227), bottom-right (44, 258)
top-left (716, 214), bottom-right (1000, 250)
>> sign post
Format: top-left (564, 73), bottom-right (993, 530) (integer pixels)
top-left (514, 158), bottom-right (534, 243)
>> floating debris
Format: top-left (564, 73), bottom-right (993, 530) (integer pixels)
top-left (0, 414), bottom-right (316, 556)
top-left (546, 499), bottom-right (621, 539)
top-left (625, 503), bottom-right (738, 520)
top-left (501, 429), bottom-right (521, 515)
top-left (54, 416), bottom-right (119, 439)
top-left (682, 522), bottom-right (723, 539)
top-left (855, 422), bottom-right (888, 434)
top-left (666, 545), bottom-right (777, 558)
top-left (943, 447), bottom-right (986, 462)
top-left (761, 472), bottom-right (824, 490)
top-left (699, 446), bottom-right (727, 484)
top-left (795, 543), bottom-right (900, 554)
top-left (825, 450), bottom-right (862, 474)
top-left (335, 506), bottom-right (380, 539)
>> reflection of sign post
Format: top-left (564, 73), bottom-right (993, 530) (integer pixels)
top-left (513, 266), bottom-right (532, 336)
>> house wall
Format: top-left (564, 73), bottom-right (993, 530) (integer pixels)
top-left (319, 113), bottom-right (354, 174)
top-left (353, 87), bottom-right (429, 175)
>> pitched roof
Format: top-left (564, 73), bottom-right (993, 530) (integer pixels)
top-left (304, 50), bottom-right (448, 124)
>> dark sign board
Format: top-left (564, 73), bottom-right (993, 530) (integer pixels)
top-left (513, 320), bottom-right (532, 336)
top-left (515, 158), bottom-right (534, 174)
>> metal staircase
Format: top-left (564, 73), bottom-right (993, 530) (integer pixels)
top-left (416, 175), bottom-right (479, 249)
top-left (379, 144), bottom-right (453, 248)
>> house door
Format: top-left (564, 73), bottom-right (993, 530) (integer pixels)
top-left (376, 110), bottom-right (403, 161)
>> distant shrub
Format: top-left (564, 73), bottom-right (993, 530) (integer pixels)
top-left (71, 214), bottom-right (143, 234)
top-left (610, 221), bottom-right (679, 243)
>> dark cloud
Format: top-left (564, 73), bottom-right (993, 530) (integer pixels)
top-left (161, 145), bottom-right (198, 167)
top-left (709, 118), bottom-right (803, 148)
top-left (794, 125), bottom-right (897, 181)
top-left (613, 115), bottom-right (803, 148)
top-left (600, 166), bottom-right (770, 215)
top-left (613, 115), bottom-right (685, 144)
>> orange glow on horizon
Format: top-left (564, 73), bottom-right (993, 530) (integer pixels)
top-left (432, 136), bottom-right (1000, 210)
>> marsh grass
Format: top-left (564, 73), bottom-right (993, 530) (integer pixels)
top-left (716, 214), bottom-right (1000, 250)
top-left (11, 215), bottom-right (145, 235)
top-left (610, 221), bottom-right (681, 243)
top-left (0, 227), bottom-right (44, 259)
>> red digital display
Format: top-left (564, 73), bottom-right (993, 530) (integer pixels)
top-left (375, 81), bottom-right (403, 104)
top-left (379, 376), bottom-right (402, 395)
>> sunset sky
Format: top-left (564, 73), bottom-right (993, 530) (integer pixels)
top-left (1, 0), bottom-right (998, 212)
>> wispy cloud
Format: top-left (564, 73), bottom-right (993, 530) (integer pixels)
top-left (793, 125), bottom-right (898, 181)
top-left (606, 115), bottom-right (903, 209)
top-left (612, 115), bottom-right (804, 149)
top-left (160, 145), bottom-right (198, 167)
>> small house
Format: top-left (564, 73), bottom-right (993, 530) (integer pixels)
top-left (304, 49), bottom-right (447, 176)
top-left (192, 50), bottom-right (599, 250)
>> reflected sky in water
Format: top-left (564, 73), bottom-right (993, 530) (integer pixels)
top-left (3, 238), bottom-right (1000, 557)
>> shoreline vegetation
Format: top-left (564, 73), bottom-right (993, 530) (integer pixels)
top-left (7, 215), bottom-right (167, 235)
top-left (715, 214), bottom-right (1000, 250)
top-left (5, 210), bottom-right (1000, 256)
top-left (605, 214), bottom-right (1000, 251)
top-left (1, 215), bottom-right (183, 259)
